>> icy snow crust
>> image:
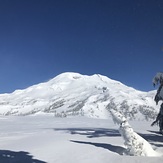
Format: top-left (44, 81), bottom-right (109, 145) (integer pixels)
top-left (0, 72), bottom-right (159, 120)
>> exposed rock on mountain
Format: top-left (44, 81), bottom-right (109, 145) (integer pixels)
top-left (0, 72), bottom-right (158, 119)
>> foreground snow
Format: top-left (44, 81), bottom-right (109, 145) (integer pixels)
top-left (0, 115), bottom-right (163, 163)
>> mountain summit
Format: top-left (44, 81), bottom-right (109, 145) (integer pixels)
top-left (0, 72), bottom-right (158, 119)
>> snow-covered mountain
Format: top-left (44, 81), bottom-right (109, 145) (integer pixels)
top-left (0, 72), bottom-right (159, 119)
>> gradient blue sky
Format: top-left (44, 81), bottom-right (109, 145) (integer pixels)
top-left (0, 0), bottom-right (163, 93)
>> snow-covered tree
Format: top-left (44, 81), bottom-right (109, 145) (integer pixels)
top-left (152, 72), bottom-right (163, 105)
top-left (152, 72), bottom-right (163, 86)
top-left (110, 109), bottom-right (160, 156)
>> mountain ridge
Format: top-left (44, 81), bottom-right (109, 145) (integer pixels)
top-left (0, 72), bottom-right (159, 119)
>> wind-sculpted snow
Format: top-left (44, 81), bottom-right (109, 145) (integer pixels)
top-left (0, 72), bottom-right (159, 120)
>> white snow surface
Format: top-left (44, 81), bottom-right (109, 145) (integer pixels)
top-left (0, 72), bottom-right (159, 120)
top-left (0, 72), bottom-right (163, 162)
top-left (0, 115), bottom-right (163, 163)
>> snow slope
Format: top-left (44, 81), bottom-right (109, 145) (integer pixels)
top-left (0, 72), bottom-right (159, 120)
top-left (0, 115), bottom-right (163, 163)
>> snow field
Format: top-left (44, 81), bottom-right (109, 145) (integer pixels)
top-left (0, 115), bottom-right (163, 163)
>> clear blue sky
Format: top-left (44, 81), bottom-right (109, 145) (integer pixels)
top-left (0, 0), bottom-right (163, 93)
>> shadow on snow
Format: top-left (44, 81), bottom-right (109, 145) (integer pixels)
top-left (54, 127), bottom-right (163, 153)
top-left (54, 128), bottom-right (121, 138)
top-left (139, 130), bottom-right (163, 147)
top-left (70, 140), bottom-right (125, 155)
top-left (54, 128), bottom-right (126, 155)
top-left (0, 150), bottom-right (47, 163)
